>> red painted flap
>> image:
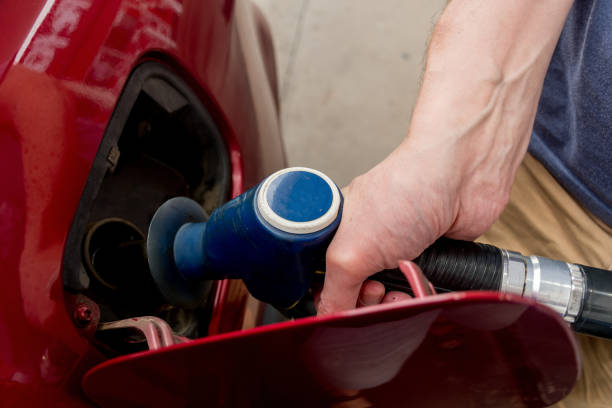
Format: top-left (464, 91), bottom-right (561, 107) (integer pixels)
top-left (82, 292), bottom-right (579, 407)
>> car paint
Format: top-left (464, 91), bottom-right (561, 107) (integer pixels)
top-left (82, 292), bottom-right (580, 407)
top-left (0, 0), bottom-right (285, 405)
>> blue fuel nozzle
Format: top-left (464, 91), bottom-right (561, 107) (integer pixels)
top-left (147, 167), bottom-right (343, 309)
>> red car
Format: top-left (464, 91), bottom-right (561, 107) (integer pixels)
top-left (0, 1), bottom-right (580, 406)
top-left (1, 0), bottom-right (284, 404)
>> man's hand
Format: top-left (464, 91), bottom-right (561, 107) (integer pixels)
top-left (318, 0), bottom-right (574, 315)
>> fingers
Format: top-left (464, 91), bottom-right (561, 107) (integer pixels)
top-left (382, 291), bottom-right (412, 303)
top-left (358, 283), bottom-right (412, 307)
top-left (357, 280), bottom-right (385, 306)
top-left (321, 277), bottom-right (412, 314)
top-left (317, 257), bottom-right (364, 315)
top-left (356, 280), bottom-right (413, 309)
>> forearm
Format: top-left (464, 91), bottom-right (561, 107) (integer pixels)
top-left (400, 0), bottom-right (574, 236)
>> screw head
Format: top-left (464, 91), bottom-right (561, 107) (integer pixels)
top-left (74, 304), bottom-right (93, 327)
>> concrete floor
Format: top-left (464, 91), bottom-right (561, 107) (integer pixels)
top-left (253, 0), bottom-right (447, 186)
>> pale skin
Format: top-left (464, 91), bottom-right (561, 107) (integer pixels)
top-left (318, 0), bottom-right (575, 314)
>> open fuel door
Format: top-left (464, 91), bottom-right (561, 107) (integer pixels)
top-left (82, 291), bottom-right (579, 407)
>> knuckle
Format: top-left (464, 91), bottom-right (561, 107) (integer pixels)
top-left (326, 244), bottom-right (364, 276)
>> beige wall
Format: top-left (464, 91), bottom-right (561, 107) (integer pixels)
top-left (253, 0), bottom-right (447, 186)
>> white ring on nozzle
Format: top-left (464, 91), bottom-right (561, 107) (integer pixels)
top-left (256, 167), bottom-right (341, 234)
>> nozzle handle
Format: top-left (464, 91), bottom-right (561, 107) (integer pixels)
top-left (148, 167), bottom-right (342, 309)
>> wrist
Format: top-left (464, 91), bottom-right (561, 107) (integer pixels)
top-left (396, 125), bottom-right (515, 238)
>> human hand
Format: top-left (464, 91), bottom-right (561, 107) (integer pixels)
top-left (317, 139), bottom-right (509, 315)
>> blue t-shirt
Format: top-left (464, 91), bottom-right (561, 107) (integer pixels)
top-left (530, 0), bottom-right (612, 227)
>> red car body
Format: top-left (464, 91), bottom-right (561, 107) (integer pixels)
top-left (0, 0), bottom-right (284, 405)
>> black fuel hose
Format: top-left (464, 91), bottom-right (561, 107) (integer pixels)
top-left (571, 265), bottom-right (612, 338)
top-left (372, 238), bottom-right (612, 339)
top-left (413, 238), bottom-right (502, 290)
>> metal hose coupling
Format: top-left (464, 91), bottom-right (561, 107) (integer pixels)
top-left (500, 250), bottom-right (585, 324)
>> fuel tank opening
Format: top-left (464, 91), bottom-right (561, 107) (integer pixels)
top-left (81, 216), bottom-right (164, 323)
top-left (83, 218), bottom-right (149, 292)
